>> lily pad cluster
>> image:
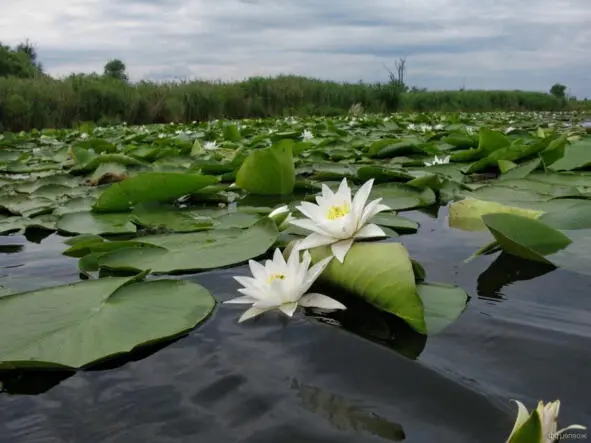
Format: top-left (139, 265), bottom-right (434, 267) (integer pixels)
top-left (1, 111), bottom-right (590, 369)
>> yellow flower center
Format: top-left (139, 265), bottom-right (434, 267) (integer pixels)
top-left (267, 273), bottom-right (285, 283)
top-left (327, 202), bottom-right (350, 220)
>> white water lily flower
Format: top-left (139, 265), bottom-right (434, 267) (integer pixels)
top-left (507, 399), bottom-right (586, 443)
top-left (224, 248), bottom-right (345, 322)
top-left (80, 132), bottom-right (88, 139)
top-left (301, 129), bottom-right (314, 141)
top-left (407, 123), bottom-right (416, 130)
top-left (203, 141), bottom-right (219, 150)
top-left (289, 178), bottom-right (391, 263)
top-left (505, 126), bottom-right (516, 134)
top-left (434, 123), bottom-right (444, 130)
top-left (424, 155), bottom-right (450, 166)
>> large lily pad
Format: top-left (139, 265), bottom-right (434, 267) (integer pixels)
top-left (92, 172), bottom-right (218, 212)
top-left (57, 211), bottom-right (137, 235)
top-left (370, 183), bottom-right (436, 210)
top-left (235, 140), bottom-right (296, 195)
top-left (448, 198), bottom-right (543, 231)
top-left (310, 242), bottom-right (426, 333)
top-left (0, 274), bottom-right (215, 369)
top-left (481, 213), bottom-right (572, 264)
top-left (96, 217), bottom-right (279, 273)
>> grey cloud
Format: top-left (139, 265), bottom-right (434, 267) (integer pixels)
top-left (4, 0), bottom-right (589, 97)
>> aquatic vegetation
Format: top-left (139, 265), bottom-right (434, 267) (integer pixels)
top-left (507, 399), bottom-right (586, 443)
top-left (1, 110), bottom-right (590, 373)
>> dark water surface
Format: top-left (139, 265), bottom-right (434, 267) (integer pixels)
top-left (1, 206), bottom-right (590, 443)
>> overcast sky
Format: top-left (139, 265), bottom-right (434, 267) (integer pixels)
top-left (2, 0), bottom-right (590, 97)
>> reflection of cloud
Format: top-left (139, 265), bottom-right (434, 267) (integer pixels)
top-left (291, 378), bottom-right (405, 441)
top-left (1, 0), bottom-right (590, 96)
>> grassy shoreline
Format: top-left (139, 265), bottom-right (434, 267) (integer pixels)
top-left (0, 74), bottom-right (583, 132)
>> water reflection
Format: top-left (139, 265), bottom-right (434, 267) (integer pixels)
top-left (477, 252), bottom-right (556, 300)
top-left (291, 379), bottom-right (406, 441)
top-left (0, 370), bottom-right (75, 396)
top-left (0, 244), bottom-right (24, 254)
top-left (314, 283), bottom-right (427, 360)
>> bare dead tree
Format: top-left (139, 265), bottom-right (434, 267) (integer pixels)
top-left (395, 57), bottom-right (406, 85)
top-left (383, 57), bottom-right (407, 88)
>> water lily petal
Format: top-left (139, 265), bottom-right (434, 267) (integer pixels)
top-left (301, 255), bottom-right (333, 292)
top-left (248, 259), bottom-right (267, 281)
top-left (297, 232), bottom-right (337, 251)
top-left (352, 178), bottom-right (374, 217)
top-left (508, 400), bottom-right (531, 439)
top-left (233, 275), bottom-right (259, 288)
top-left (321, 183), bottom-right (336, 201)
top-left (279, 301), bottom-right (299, 317)
top-left (297, 201), bottom-right (325, 222)
top-left (238, 306), bottom-right (272, 323)
top-left (289, 218), bottom-right (333, 237)
top-left (237, 287), bottom-right (265, 300)
top-left (224, 295), bottom-right (257, 304)
top-left (354, 223), bottom-right (387, 239)
top-left (272, 248), bottom-right (287, 267)
top-left (336, 178), bottom-right (352, 203)
top-left (359, 199), bottom-right (391, 227)
top-left (331, 238), bottom-right (354, 263)
top-left (299, 293), bottom-right (346, 310)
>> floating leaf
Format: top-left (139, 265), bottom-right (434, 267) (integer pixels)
top-left (448, 198), bottom-right (543, 231)
top-left (92, 172), bottom-right (218, 212)
top-left (370, 183), bottom-right (436, 210)
top-left (96, 217), bottom-right (279, 273)
top-left (235, 140), bottom-right (296, 195)
top-left (57, 211), bottom-right (136, 235)
top-left (0, 275), bottom-right (215, 369)
top-left (481, 213), bottom-right (572, 264)
top-left (310, 242), bottom-right (426, 333)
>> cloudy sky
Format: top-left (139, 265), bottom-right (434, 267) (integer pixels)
top-left (2, 0), bottom-right (591, 97)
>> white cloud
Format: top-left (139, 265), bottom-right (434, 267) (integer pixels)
top-left (2, 0), bottom-right (590, 97)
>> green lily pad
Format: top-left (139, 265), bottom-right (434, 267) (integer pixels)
top-left (96, 217), bottom-right (279, 274)
top-left (310, 242), bottom-right (426, 333)
top-left (57, 211), bottom-right (136, 235)
top-left (370, 183), bottom-right (436, 210)
top-left (480, 213), bottom-right (572, 264)
top-left (235, 140), bottom-right (296, 195)
top-left (93, 172), bottom-right (218, 212)
top-left (0, 274), bottom-right (215, 369)
top-left (448, 198), bottom-right (543, 231)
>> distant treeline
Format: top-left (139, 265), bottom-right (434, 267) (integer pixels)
top-left (0, 74), bottom-right (580, 132)
top-left (1, 40), bottom-right (587, 131)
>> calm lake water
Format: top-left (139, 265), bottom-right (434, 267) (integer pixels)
top-left (1, 206), bottom-right (590, 443)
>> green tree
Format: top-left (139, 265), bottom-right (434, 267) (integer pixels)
top-left (103, 59), bottom-right (128, 81)
top-left (550, 83), bottom-right (567, 99)
top-left (0, 41), bottom-right (41, 78)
